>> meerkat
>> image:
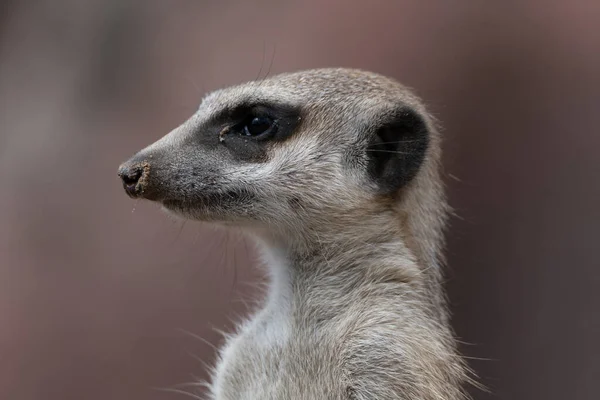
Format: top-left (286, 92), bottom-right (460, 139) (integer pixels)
top-left (118, 68), bottom-right (473, 399)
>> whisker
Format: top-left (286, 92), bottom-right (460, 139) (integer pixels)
top-left (171, 220), bottom-right (187, 245)
top-left (375, 139), bottom-right (424, 145)
top-left (173, 380), bottom-right (212, 392)
top-left (250, 42), bottom-right (276, 99)
top-left (186, 351), bottom-right (215, 372)
top-left (447, 173), bottom-right (462, 182)
top-left (177, 328), bottom-right (219, 352)
top-left (366, 149), bottom-right (411, 155)
top-left (254, 40), bottom-right (267, 82)
top-left (260, 42), bottom-right (276, 84)
top-left (267, 44), bottom-right (276, 76)
top-left (172, 381), bottom-right (211, 390)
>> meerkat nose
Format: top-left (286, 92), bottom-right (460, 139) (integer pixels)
top-left (118, 162), bottom-right (146, 198)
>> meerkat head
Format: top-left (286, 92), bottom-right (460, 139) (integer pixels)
top-left (118, 68), bottom-right (443, 253)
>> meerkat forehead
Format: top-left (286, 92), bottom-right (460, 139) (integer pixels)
top-left (199, 68), bottom-right (424, 123)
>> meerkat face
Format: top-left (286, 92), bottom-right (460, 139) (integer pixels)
top-left (118, 69), bottom-right (430, 236)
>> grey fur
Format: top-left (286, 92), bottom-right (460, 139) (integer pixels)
top-left (118, 68), bottom-right (474, 399)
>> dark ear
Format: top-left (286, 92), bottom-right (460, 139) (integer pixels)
top-left (366, 107), bottom-right (430, 194)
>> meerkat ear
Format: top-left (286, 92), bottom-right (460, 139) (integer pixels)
top-left (366, 107), bottom-right (430, 194)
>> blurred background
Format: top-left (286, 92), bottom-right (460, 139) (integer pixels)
top-left (1, 1), bottom-right (598, 399)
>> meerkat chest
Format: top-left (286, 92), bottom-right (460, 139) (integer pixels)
top-left (209, 306), bottom-right (350, 400)
top-left (208, 296), bottom-right (456, 400)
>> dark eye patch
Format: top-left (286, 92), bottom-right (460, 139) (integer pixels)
top-left (192, 101), bottom-right (303, 163)
top-left (227, 114), bottom-right (278, 141)
top-left (222, 103), bottom-right (301, 142)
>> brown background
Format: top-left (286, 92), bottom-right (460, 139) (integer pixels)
top-left (1, 1), bottom-right (598, 399)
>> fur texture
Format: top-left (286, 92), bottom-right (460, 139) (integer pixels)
top-left (118, 68), bottom-right (473, 399)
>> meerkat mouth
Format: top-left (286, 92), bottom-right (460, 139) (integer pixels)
top-left (161, 188), bottom-right (252, 214)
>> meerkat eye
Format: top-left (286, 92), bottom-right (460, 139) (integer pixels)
top-left (242, 116), bottom-right (277, 137)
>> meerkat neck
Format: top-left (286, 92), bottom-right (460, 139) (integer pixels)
top-left (251, 192), bottom-right (452, 328)
top-left (257, 218), bottom-right (432, 306)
